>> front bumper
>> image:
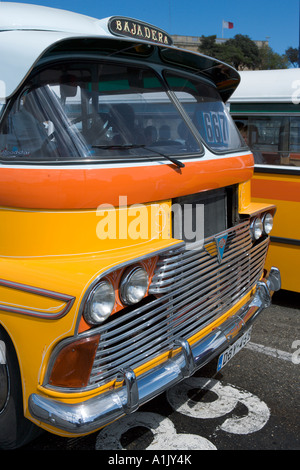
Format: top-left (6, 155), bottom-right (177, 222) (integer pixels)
top-left (29, 267), bottom-right (281, 435)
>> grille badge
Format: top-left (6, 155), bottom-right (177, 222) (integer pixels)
top-left (215, 233), bottom-right (228, 264)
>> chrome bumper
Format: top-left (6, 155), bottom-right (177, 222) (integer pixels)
top-left (29, 267), bottom-right (281, 435)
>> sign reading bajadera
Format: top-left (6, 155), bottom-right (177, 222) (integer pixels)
top-left (109, 17), bottom-right (173, 46)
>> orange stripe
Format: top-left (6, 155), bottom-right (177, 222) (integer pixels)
top-left (0, 154), bottom-right (253, 209)
top-left (252, 178), bottom-right (300, 202)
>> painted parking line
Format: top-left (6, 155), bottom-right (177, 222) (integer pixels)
top-left (245, 342), bottom-right (294, 362)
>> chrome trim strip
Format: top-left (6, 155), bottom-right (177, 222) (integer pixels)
top-left (271, 236), bottom-right (300, 247)
top-left (0, 279), bottom-right (75, 319)
top-left (29, 267), bottom-right (281, 434)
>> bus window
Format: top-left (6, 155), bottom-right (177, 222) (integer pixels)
top-left (0, 61), bottom-right (203, 163)
top-left (234, 116), bottom-right (299, 166)
top-left (164, 71), bottom-right (246, 153)
top-left (290, 116), bottom-right (300, 159)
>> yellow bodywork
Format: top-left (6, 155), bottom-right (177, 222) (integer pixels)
top-left (251, 172), bottom-right (300, 293)
top-left (0, 181), bottom-right (271, 436)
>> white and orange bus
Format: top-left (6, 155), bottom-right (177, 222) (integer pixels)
top-left (0, 3), bottom-right (280, 448)
top-left (230, 69), bottom-right (300, 293)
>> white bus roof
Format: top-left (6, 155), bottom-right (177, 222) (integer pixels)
top-left (0, 2), bottom-right (110, 34)
top-left (0, 2), bottom-right (124, 98)
top-left (229, 68), bottom-right (300, 103)
top-left (0, 2), bottom-right (240, 101)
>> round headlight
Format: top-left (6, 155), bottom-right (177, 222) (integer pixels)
top-left (85, 280), bottom-right (115, 325)
top-left (120, 267), bottom-right (149, 305)
top-left (250, 217), bottom-right (263, 240)
top-left (262, 213), bottom-right (273, 235)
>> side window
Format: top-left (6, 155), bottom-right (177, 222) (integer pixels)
top-left (0, 85), bottom-right (90, 161)
top-left (0, 91), bottom-right (51, 160)
top-left (289, 117), bottom-right (300, 160)
top-left (233, 116), bottom-right (300, 167)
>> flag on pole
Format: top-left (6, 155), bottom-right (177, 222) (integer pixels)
top-left (222, 20), bottom-right (234, 29)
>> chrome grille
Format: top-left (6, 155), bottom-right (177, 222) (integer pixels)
top-left (89, 220), bottom-right (269, 387)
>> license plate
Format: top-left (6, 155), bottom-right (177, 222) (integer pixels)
top-left (217, 327), bottom-right (252, 371)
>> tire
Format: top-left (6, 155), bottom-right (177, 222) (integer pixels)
top-left (0, 327), bottom-right (42, 449)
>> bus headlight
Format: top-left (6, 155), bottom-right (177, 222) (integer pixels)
top-left (85, 280), bottom-right (115, 325)
top-left (250, 217), bottom-right (263, 240)
top-left (120, 266), bottom-right (149, 305)
top-left (262, 213), bottom-right (274, 235)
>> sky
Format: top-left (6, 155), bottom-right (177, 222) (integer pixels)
top-left (4, 0), bottom-right (300, 55)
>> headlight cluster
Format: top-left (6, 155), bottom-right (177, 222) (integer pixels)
top-left (85, 280), bottom-right (115, 325)
top-left (120, 266), bottom-right (149, 306)
top-left (84, 266), bottom-right (149, 325)
top-left (250, 212), bottom-right (274, 241)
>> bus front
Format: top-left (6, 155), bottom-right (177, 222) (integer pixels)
top-left (0, 6), bottom-right (280, 448)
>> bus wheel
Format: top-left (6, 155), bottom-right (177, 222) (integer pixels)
top-left (0, 328), bottom-right (42, 449)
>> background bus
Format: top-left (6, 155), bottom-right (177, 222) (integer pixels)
top-left (229, 69), bottom-right (300, 293)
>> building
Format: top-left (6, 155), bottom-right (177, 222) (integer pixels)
top-left (171, 34), bottom-right (269, 53)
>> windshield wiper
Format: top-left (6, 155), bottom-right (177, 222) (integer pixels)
top-left (92, 144), bottom-right (185, 169)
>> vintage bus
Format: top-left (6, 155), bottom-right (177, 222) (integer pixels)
top-left (230, 69), bottom-right (300, 293)
top-left (0, 3), bottom-right (280, 449)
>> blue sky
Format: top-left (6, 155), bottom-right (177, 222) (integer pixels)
top-left (8, 0), bottom-right (300, 55)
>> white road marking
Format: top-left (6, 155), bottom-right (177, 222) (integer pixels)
top-left (245, 342), bottom-right (294, 362)
top-left (167, 377), bottom-right (240, 419)
top-left (167, 377), bottom-right (270, 435)
top-left (95, 377), bottom-right (271, 450)
top-left (96, 411), bottom-right (217, 450)
top-left (218, 386), bottom-right (270, 435)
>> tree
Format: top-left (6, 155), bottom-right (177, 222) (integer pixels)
top-left (285, 47), bottom-right (299, 67)
top-left (259, 45), bottom-right (288, 69)
top-left (198, 34), bottom-right (288, 70)
top-left (198, 35), bottom-right (222, 58)
top-left (224, 35), bottom-right (261, 70)
top-left (198, 34), bottom-right (260, 70)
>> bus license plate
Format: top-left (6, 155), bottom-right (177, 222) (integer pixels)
top-left (217, 328), bottom-right (252, 371)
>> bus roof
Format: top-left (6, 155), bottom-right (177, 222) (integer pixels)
top-left (0, 2), bottom-right (240, 101)
top-left (0, 2), bottom-right (116, 35)
top-left (229, 68), bottom-right (300, 103)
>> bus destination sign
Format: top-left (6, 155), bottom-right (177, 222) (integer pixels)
top-left (109, 17), bottom-right (173, 46)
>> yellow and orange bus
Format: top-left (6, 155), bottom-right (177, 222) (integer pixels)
top-left (0, 3), bottom-right (280, 448)
top-left (230, 69), bottom-right (300, 293)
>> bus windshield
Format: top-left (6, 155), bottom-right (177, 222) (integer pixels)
top-left (0, 60), bottom-right (242, 163)
top-left (164, 71), bottom-right (245, 153)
